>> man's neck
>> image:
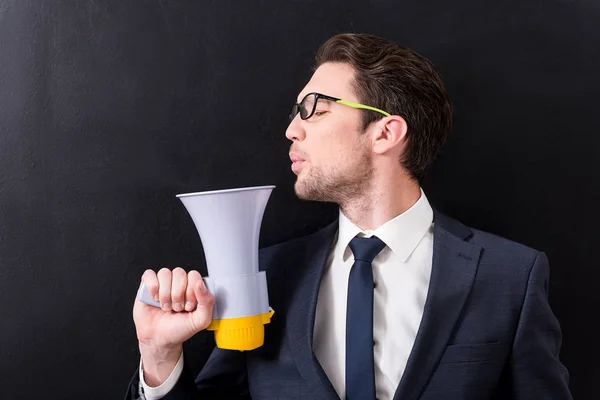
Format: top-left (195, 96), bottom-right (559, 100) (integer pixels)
top-left (339, 178), bottom-right (421, 231)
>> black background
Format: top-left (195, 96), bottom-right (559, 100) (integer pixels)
top-left (1, 1), bottom-right (598, 398)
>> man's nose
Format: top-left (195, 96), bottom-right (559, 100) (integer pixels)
top-left (285, 116), bottom-right (306, 142)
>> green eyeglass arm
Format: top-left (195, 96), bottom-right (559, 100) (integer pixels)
top-left (336, 99), bottom-right (391, 117)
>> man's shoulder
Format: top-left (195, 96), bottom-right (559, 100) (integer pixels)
top-left (436, 211), bottom-right (542, 266)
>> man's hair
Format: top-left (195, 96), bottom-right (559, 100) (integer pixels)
top-left (315, 33), bottom-right (452, 182)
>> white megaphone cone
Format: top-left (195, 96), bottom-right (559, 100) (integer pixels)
top-left (139, 185), bottom-right (275, 351)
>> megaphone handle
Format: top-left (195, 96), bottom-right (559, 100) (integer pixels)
top-left (138, 281), bottom-right (208, 309)
top-left (138, 282), bottom-right (161, 308)
top-left (138, 280), bottom-right (213, 310)
top-left (138, 281), bottom-right (210, 312)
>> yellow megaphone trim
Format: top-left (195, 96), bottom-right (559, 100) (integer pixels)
top-left (206, 308), bottom-right (275, 351)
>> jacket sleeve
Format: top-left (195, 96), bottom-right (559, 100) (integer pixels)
top-left (124, 347), bottom-right (250, 400)
top-left (509, 251), bottom-right (572, 399)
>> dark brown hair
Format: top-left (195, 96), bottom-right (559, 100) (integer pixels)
top-left (315, 33), bottom-right (453, 182)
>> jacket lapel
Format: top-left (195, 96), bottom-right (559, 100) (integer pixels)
top-left (393, 210), bottom-right (482, 400)
top-left (286, 221), bottom-right (340, 400)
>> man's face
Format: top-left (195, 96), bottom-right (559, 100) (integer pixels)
top-left (286, 62), bottom-right (374, 204)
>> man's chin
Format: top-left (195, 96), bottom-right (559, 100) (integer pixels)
top-left (294, 179), bottom-right (329, 202)
top-left (293, 178), bottom-right (313, 201)
top-left (293, 180), bottom-right (308, 200)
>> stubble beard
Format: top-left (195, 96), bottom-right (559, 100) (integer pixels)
top-left (294, 149), bottom-right (374, 208)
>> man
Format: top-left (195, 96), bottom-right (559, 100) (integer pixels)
top-left (127, 33), bottom-right (572, 399)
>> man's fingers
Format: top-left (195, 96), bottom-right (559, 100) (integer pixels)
top-left (194, 279), bottom-right (213, 310)
top-left (140, 268), bottom-right (208, 315)
top-left (141, 269), bottom-right (159, 302)
top-left (185, 271), bottom-right (202, 311)
top-left (157, 268), bottom-right (173, 311)
top-left (171, 267), bottom-right (187, 312)
top-left (192, 279), bottom-right (214, 331)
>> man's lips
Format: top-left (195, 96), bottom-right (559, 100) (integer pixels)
top-left (289, 152), bottom-right (305, 163)
top-left (289, 152), bottom-right (306, 173)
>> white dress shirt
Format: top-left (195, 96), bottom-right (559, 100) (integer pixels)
top-left (313, 189), bottom-right (433, 400)
top-left (140, 190), bottom-right (434, 400)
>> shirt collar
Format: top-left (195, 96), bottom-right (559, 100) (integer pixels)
top-left (335, 188), bottom-right (434, 262)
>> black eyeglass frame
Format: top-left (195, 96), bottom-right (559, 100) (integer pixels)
top-left (289, 92), bottom-right (391, 123)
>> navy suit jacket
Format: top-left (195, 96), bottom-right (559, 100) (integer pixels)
top-left (127, 210), bottom-right (572, 400)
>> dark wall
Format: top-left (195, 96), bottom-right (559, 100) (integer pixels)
top-left (1, 1), bottom-right (598, 398)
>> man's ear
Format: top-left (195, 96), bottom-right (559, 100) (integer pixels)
top-left (372, 116), bottom-right (408, 155)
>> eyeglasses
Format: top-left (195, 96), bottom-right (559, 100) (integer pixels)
top-left (289, 92), bottom-right (390, 123)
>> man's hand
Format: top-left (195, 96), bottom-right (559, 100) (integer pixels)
top-left (133, 267), bottom-right (214, 386)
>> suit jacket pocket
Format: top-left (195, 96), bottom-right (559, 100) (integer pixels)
top-left (438, 342), bottom-right (502, 364)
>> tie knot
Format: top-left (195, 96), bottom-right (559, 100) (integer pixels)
top-left (349, 236), bottom-right (386, 263)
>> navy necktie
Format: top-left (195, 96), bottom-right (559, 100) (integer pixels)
top-left (345, 235), bottom-right (386, 400)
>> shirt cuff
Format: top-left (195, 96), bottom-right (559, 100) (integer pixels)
top-left (139, 352), bottom-right (184, 400)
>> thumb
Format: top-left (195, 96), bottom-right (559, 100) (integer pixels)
top-left (190, 280), bottom-right (214, 332)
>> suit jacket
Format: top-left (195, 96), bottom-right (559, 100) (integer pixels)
top-left (126, 210), bottom-right (572, 400)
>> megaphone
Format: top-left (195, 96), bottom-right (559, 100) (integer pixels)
top-left (138, 185), bottom-right (276, 351)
